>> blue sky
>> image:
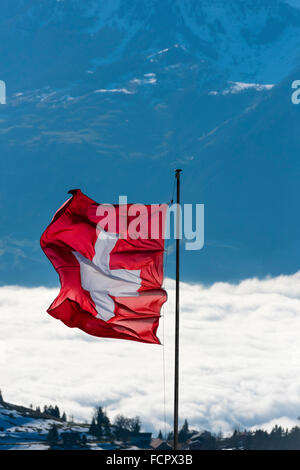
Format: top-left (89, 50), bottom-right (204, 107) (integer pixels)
top-left (0, 0), bottom-right (299, 286)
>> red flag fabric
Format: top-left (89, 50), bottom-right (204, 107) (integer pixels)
top-left (40, 189), bottom-right (168, 344)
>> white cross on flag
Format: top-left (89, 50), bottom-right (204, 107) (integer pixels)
top-left (40, 190), bottom-right (168, 344)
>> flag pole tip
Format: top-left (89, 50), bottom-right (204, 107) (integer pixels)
top-left (68, 189), bottom-right (80, 196)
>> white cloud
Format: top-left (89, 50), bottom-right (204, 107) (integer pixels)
top-left (1, 272), bottom-right (300, 435)
top-left (94, 88), bottom-right (134, 95)
top-left (209, 81), bottom-right (274, 96)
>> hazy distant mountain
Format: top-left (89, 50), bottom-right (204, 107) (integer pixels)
top-left (0, 0), bottom-right (299, 284)
top-left (1, 0), bottom-right (300, 89)
top-left (184, 66), bottom-right (300, 281)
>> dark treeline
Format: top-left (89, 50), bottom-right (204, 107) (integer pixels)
top-left (0, 389), bottom-right (67, 421)
top-left (4, 389), bottom-right (300, 450)
top-left (47, 406), bottom-right (143, 449)
top-left (89, 406), bottom-right (111, 439)
top-left (89, 406), bottom-right (141, 442)
top-left (190, 425), bottom-right (300, 450)
top-left (42, 404), bottom-right (67, 421)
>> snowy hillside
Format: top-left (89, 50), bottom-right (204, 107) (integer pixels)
top-left (0, 397), bottom-right (148, 450)
top-left (0, 401), bottom-right (90, 450)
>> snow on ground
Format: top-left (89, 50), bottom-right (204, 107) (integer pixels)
top-left (147, 44), bottom-right (188, 62)
top-left (1, 443), bottom-right (49, 450)
top-left (0, 402), bottom-right (129, 450)
top-left (0, 403), bottom-right (92, 449)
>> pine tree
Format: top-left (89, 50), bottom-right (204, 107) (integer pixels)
top-left (62, 412), bottom-right (67, 422)
top-left (89, 417), bottom-right (97, 435)
top-left (0, 389), bottom-right (3, 404)
top-left (92, 406), bottom-right (111, 440)
top-left (158, 430), bottom-right (163, 439)
top-left (103, 414), bottom-right (111, 438)
top-left (179, 419), bottom-right (189, 443)
top-left (96, 406), bottom-right (106, 427)
top-left (96, 424), bottom-right (103, 440)
top-left (47, 425), bottom-right (59, 447)
top-left (54, 405), bottom-right (60, 418)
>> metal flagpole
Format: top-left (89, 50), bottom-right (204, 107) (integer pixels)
top-left (174, 169), bottom-right (182, 450)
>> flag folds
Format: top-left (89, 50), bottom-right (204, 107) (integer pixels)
top-left (40, 190), bottom-right (167, 344)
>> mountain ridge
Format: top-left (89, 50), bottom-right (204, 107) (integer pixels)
top-left (0, 0), bottom-right (299, 284)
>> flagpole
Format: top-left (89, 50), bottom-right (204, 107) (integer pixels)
top-left (174, 168), bottom-right (182, 450)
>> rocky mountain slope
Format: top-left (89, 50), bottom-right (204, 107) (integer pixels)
top-left (0, 0), bottom-right (299, 284)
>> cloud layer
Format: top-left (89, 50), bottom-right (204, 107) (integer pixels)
top-left (1, 272), bottom-right (300, 434)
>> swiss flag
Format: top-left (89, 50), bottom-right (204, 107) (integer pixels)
top-left (40, 190), bottom-right (168, 344)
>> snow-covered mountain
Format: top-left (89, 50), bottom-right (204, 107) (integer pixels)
top-left (1, 0), bottom-right (300, 90)
top-left (0, 0), bottom-right (299, 285)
